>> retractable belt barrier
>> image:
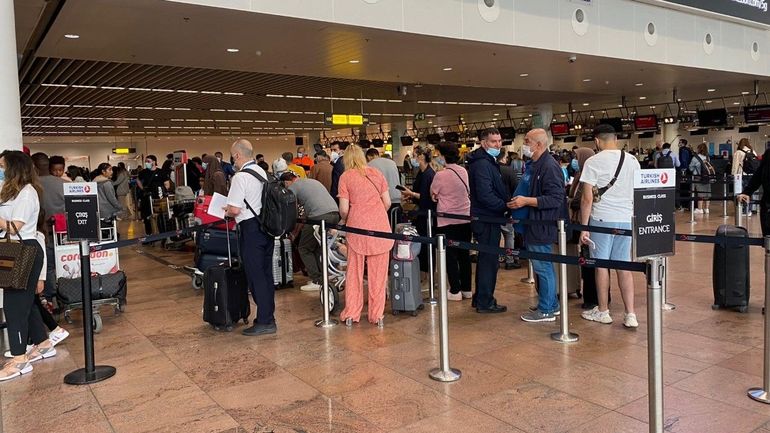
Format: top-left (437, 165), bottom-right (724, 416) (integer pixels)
top-left (299, 218), bottom-right (437, 246)
top-left (90, 219), bottom-right (228, 252)
top-left (434, 212), bottom-right (633, 236)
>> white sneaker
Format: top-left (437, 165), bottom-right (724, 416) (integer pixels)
top-left (25, 346), bottom-right (56, 363)
top-left (693, 209), bottom-right (704, 214)
top-left (4, 345), bottom-right (32, 359)
top-left (300, 282), bottom-right (321, 292)
top-left (461, 291), bottom-right (473, 299)
top-left (705, 209), bottom-right (710, 214)
top-left (623, 313), bottom-right (639, 328)
top-left (581, 307), bottom-right (613, 324)
top-left (447, 291), bottom-right (462, 301)
top-left (49, 327), bottom-right (70, 347)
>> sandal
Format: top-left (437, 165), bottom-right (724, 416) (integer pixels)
top-left (26, 345), bottom-right (57, 363)
top-left (0, 360), bottom-right (32, 382)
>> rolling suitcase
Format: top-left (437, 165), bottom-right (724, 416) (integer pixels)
top-left (196, 253), bottom-right (229, 274)
top-left (197, 228), bottom-right (238, 256)
top-left (390, 224), bottom-right (423, 316)
top-left (203, 223), bottom-right (250, 331)
top-left (273, 237), bottom-right (294, 289)
top-left (712, 224), bottom-right (750, 313)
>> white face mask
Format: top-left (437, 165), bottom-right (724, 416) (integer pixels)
top-left (330, 151), bottom-right (340, 163)
top-left (522, 145), bottom-right (534, 158)
top-left (297, 152), bottom-right (303, 158)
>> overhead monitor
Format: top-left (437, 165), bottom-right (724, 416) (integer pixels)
top-left (739, 125), bottom-right (760, 133)
top-left (744, 104), bottom-right (770, 124)
top-left (697, 108), bottom-right (728, 127)
top-left (689, 128), bottom-right (709, 136)
top-left (637, 131), bottom-right (655, 139)
top-left (599, 117), bottom-right (624, 133)
top-left (550, 122), bottom-right (571, 137)
top-left (426, 133), bottom-right (441, 144)
top-left (563, 136), bottom-right (578, 143)
top-left (498, 127), bottom-right (516, 140)
top-left (634, 115), bottom-right (658, 131)
top-left (444, 132), bottom-right (460, 142)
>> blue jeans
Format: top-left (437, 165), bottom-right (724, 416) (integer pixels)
top-left (529, 243), bottom-right (559, 314)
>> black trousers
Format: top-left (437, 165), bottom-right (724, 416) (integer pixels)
top-left (34, 296), bottom-right (58, 331)
top-left (4, 240), bottom-right (47, 356)
top-left (140, 195), bottom-right (154, 235)
top-left (761, 204), bottom-right (770, 237)
top-left (471, 221), bottom-right (502, 309)
top-left (239, 218), bottom-right (275, 325)
top-left (437, 223), bottom-right (472, 294)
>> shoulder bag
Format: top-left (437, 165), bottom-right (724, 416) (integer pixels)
top-left (592, 151), bottom-right (625, 203)
top-left (446, 167), bottom-right (470, 199)
top-left (0, 222), bottom-right (37, 290)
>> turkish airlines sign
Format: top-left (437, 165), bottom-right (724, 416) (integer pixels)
top-left (650, 0), bottom-right (770, 26)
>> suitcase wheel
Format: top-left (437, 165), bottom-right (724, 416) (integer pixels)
top-left (93, 314), bottom-right (103, 334)
top-left (64, 311), bottom-right (73, 324)
top-left (392, 310), bottom-right (400, 316)
top-left (212, 325), bottom-right (233, 332)
top-left (410, 311), bottom-right (418, 317)
top-left (191, 275), bottom-right (204, 290)
top-left (711, 304), bottom-right (720, 311)
top-left (417, 304), bottom-right (425, 310)
top-left (738, 306), bottom-right (749, 313)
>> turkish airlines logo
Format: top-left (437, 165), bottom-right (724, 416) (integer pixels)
top-left (83, 185), bottom-right (91, 193)
top-left (660, 172), bottom-right (669, 184)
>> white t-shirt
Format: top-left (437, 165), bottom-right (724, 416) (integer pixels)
top-left (226, 161), bottom-right (266, 224)
top-left (0, 184), bottom-right (40, 240)
top-left (36, 231), bottom-right (46, 281)
top-left (580, 150), bottom-right (640, 223)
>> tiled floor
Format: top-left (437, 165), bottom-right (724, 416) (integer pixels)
top-left (3, 208), bottom-right (770, 432)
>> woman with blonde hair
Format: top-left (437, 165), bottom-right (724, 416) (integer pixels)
top-left (337, 144), bottom-right (394, 327)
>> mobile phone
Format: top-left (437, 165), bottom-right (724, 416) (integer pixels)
top-left (395, 185), bottom-right (407, 191)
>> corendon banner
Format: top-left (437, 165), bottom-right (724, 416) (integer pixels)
top-left (56, 245), bottom-right (119, 278)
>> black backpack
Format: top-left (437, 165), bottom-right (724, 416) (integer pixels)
top-left (242, 169), bottom-right (297, 237)
top-left (657, 151), bottom-right (674, 169)
top-left (742, 150), bottom-right (760, 175)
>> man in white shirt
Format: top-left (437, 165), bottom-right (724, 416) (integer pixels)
top-left (578, 124), bottom-right (641, 328)
top-left (224, 139), bottom-right (276, 336)
top-left (366, 148), bottom-right (402, 214)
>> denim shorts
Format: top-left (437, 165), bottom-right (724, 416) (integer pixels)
top-left (589, 218), bottom-right (632, 262)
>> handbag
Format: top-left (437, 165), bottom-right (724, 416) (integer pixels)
top-left (0, 222), bottom-right (38, 290)
top-left (592, 151), bottom-right (625, 203)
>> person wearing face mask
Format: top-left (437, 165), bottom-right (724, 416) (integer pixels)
top-left (203, 154), bottom-right (227, 196)
top-left (292, 147), bottom-right (314, 172)
top-left (93, 163), bottom-right (123, 220)
top-left (509, 129), bottom-right (567, 323)
top-left (215, 151), bottom-right (235, 181)
top-left (329, 141), bottom-right (346, 203)
top-left (466, 128), bottom-right (518, 314)
top-left (401, 144), bottom-right (437, 278)
top-left (137, 155), bottom-right (171, 237)
top-left (497, 151), bottom-right (521, 270)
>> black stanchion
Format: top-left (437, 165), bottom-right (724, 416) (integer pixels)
top-left (64, 240), bottom-right (116, 385)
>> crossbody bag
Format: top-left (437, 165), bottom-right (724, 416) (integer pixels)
top-left (592, 151), bottom-right (625, 203)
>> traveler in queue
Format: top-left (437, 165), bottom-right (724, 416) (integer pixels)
top-left (202, 154), bottom-right (228, 196)
top-left (136, 155), bottom-right (171, 237)
top-left (0, 151), bottom-right (57, 382)
top-left (579, 124), bottom-right (641, 328)
top-left (280, 172), bottom-right (340, 292)
top-left (93, 163), bottom-right (123, 220)
top-left (400, 143), bottom-right (436, 279)
top-left (689, 143), bottom-right (713, 215)
top-left (224, 139), bottom-right (277, 336)
top-left (498, 151), bottom-right (522, 270)
top-left (337, 144), bottom-right (393, 327)
top-left (467, 127), bottom-right (516, 314)
top-left (430, 142), bottom-right (472, 301)
top-left (510, 129), bottom-right (567, 322)
top-left (30, 153), bottom-right (65, 301)
top-left (292, 147), bottom-right (314, 172)
top-left (215, 151), bottom-right (236, 180)
top-left (329, 141), bottom-right (346, 202)
top-left (366, 148), bottom-right (402, 217)
top-left (112, 162), bottom-right (132, 220)
top-left (310, 151), bottom-right (333, 192)
top-left (738, 146), bottom-right (770, 236)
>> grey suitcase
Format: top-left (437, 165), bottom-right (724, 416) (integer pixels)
top-left (273, 237), bottom-right (293, 289)
top-left (390, 258), bottom-right (423, 316)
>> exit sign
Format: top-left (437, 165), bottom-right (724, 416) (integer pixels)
top-left (414, 113), bottom-right (426, 121)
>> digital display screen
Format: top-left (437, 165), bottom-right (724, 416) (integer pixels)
top-left (657, 0), bottom-right (770, 26)
top-left (697, 108), bottom-right (728, 127)
top-left (634, 115), bottom-right (658, 131)
top-left (744, 105), bottom-right (770, 123)
top-left (550, 122), bottom-right (571, 137)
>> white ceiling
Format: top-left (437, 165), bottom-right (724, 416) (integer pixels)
top-left (14, 0), bottom-right (770, 137)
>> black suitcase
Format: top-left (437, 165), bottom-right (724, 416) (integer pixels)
top-left (197, 228), bottom-right (238, 256)
top-left (202, 222), bottom-right (250, 331)
top-left (713, 224), bottom-right (750, 313)
top-left (196, 252), bottom-right (229, 274)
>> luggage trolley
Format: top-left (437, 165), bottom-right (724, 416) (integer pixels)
top-left (54, 218), bottom-right (126, 333)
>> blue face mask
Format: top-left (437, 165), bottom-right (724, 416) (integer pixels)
top-left (411, 158), bottom-right (419, 168)
top-left (0, 168), bottom-right (4, 182)
top-left (571, 159), bottom-right (579, 171)
top-left (486, 148), bottom-right (501, 158)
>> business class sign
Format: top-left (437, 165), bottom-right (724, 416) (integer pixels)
top-left (648, 0), bottom-right (770, 26)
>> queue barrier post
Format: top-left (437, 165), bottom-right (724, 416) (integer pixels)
top-left (736, 200), bottom-right (745, 228)
top-left (747, 236), bottom-right (770, 404)
top-left (429, 234), bottom-right (461, 383)
top-left (551, 220), bottom-right (579, 343)
top-left (646, 256), bottom-right (665, 433)
top-left (64, 240), bottom-right (116, 385)
top-left (315, 220), bottom-right (338, 328)
top-left (723, 181), bottom-right (729, 218)
top-left (521, 260), bottom-right (535, 284)
top-left (661, 256), bottom-right (676, 311)
top-left (689, 199), bottom-right (696, 224)
top-left (427, 209), bottom-right (437, 306)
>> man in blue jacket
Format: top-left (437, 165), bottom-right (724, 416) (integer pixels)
top-left (467, 128), bottom-right (516, 313)
top-left (510, 128), bottom-right (567, 322)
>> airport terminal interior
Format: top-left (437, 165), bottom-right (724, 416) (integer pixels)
top-left (7, 0), bottom-right (770, 432)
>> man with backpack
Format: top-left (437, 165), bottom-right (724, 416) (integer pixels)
top-left (654, 143), bottom-right (680, 169)
top-left (224, 139), bottom-right (278, 337)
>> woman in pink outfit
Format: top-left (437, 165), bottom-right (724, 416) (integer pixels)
top-left (337, 144), bottom-right (394, 327)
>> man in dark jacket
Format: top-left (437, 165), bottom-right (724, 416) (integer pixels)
top-left (329, 141), bottom-right (345, 202)
top-left (510, 129), bottom-right (566, 322)
top-left (467, 128), bottom-right (516, 313)
top-left (498, 152), bottom-right (521, 270)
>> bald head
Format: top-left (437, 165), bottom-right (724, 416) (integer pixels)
top-left (524, 128), bottom-right (549, 161)
top-left (231, 139), bottom-right (254, 170)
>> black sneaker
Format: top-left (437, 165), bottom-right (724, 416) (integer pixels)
top-left (476, 304), bottom-right (507, 314)
top-left (504, 261), bottom-right (522, 270)
top-left (242, 322), bottom-right (277, 336)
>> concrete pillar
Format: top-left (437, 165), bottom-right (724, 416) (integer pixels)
top-left (390, 121), bottom-right (407, 161)
top-left (0, 1), bottom-right (21, 151)
top-left (662, 122), bottom-right (681, 153)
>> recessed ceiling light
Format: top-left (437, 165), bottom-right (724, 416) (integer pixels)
top-left (442, 67), bottom-right (453, 71)
top-left (519, 73), bottom-right (529, 77)
top-left (707, 88), bottom-right (716, 92)
top-left (493, 113), bottom-right (500, 116)
top-left (349, 60), bottom-right (360, 64)
top-left (742, 91), bottom-right (751, 95)
top-left (635, 83), bottom-right (644, 87)
top-left (64, 34), bottom-right (79, 39)
top-left (583, 78), bottom-right (592, 82)
top-left (734, 102), bottom-right (741, 105)
top-left (639, 96), bottom-right (647, 100)
top-left (226, 48), bottom-right (239, 53)
top-left (582, 103), bottom-right (590, 106)
top-left (705, 100), bottom-right (713, 104)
